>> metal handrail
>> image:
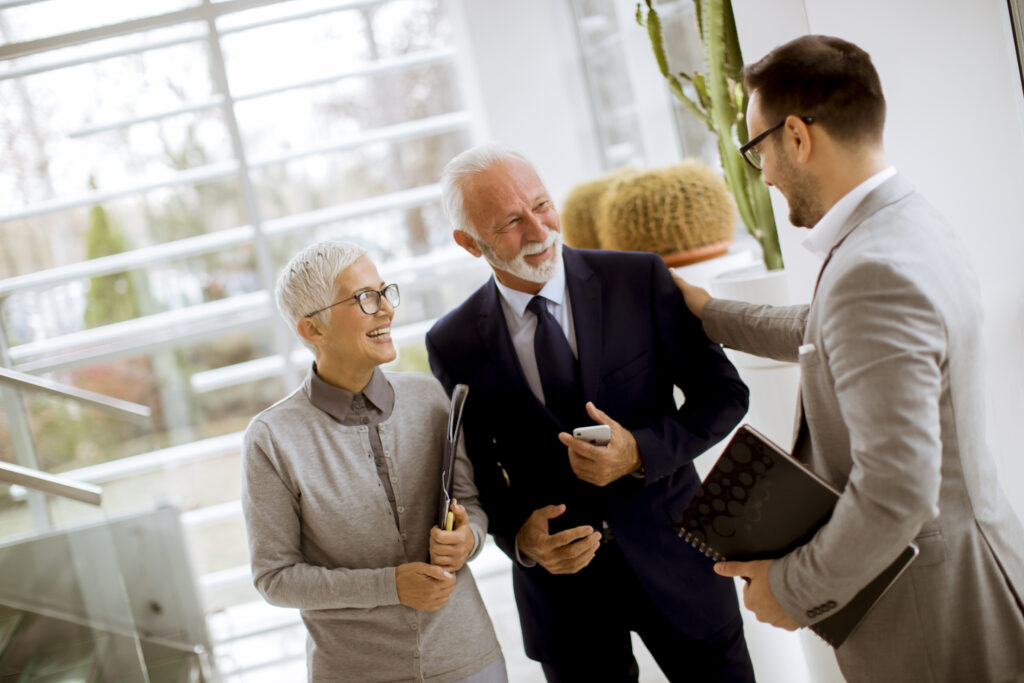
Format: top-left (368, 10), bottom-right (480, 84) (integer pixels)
top-left (0, 366), bottom-right (151, 423)
top-left (0, 461), bottom-right (101, 506)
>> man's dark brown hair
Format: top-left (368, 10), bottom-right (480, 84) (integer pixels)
top-left (743, 35), bottom-right (886, 145)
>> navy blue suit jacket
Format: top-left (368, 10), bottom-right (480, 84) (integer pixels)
top-left (426, 247), bottom-right (748, 656)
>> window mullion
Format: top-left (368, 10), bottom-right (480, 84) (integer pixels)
top-left (202, 0), bottom-right (300, 388)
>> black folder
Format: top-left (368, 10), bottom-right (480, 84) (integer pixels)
top-left (676, 424), bottom-right (918, 648)
top-left (437, 384), bottom-right (469, 530)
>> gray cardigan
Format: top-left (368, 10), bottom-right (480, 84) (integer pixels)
top-left (242, 370), bottom-right (501, 682)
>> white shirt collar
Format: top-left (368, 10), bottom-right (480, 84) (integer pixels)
top-left (492, 252), bottom-right (567, 318)
top-left (803, 166), bottom-right (897, 260)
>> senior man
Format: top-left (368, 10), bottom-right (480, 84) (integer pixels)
top-left (426, 143), bottom-right (754, 682)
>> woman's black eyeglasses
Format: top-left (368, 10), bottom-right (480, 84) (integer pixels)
top-left (304, 283), bottom-right (400, 317)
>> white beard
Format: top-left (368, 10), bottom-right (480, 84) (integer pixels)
top-left (477, 231), bottom-right (562, 284)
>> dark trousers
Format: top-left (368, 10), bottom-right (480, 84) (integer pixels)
top-left (536, 541), bottom-right (755, 683)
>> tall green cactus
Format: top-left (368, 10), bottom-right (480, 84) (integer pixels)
top-left (637, 0), bottom-right (783, 270)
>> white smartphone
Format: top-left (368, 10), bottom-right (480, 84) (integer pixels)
top-left (572, 424), bottom-right (611, 446)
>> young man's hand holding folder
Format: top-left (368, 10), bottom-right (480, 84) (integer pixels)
top-left (714, 558), bottom-right (798, 630)
top-left (676, 424), bottom-right (918, 648)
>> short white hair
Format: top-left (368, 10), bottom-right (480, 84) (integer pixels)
top-left (440, 142), bottom-right (535, 236)
top-left (275, 240), bottom-right (366, 351)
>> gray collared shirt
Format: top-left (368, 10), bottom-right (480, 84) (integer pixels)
top-left (305, 365), bottom-right (400, 524)
top-left (242, 370), bottom-right (501, 681)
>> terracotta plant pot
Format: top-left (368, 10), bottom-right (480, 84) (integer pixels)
top-left (660, 240), bottom-right (733, 268)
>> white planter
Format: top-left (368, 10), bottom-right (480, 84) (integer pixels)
top-left (710, 263), bottom-right (800, 448)
top-left (672, 245), bottom-right (757, 290)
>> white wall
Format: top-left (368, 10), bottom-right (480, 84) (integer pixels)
top-left (733, 0), bottom-right (1024, 523)
top-left (446, 0), bottom-right (692, 203)
top-left (446, 0), bottom-right (602, 205)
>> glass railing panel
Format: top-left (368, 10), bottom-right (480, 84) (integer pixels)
top-left (0, 491), bottom-right (149, 682)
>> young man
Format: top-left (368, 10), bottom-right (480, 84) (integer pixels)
top-left (676, 35), bottom-right (1024, 683)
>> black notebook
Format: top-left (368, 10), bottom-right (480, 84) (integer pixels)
top-left (437, 384), bottom-right (469, 530)
top-left (676, 424), bottom-right (918, 648)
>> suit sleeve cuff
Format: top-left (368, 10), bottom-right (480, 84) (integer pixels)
top-left (631, 427), bottom-right (666, 482)
top-left (768, 555), bottom-right (811, 627)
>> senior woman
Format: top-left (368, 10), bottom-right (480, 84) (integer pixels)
top-left (242, 240), bottom-right (505, 682)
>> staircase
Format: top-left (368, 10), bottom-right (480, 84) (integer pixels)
top-left (0, 479), bottom-right (218, 683)
top-left (0, 367), bottom-right (218, 682)
top-left (0, 604), bottom-right (209, 682)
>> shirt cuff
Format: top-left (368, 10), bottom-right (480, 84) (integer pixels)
top-left (513, 537), bottom-right (537, 568)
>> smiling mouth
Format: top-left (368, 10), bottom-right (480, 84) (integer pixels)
top-left (524, 245), bottom-right (553, 261)
top-left (367, 326), bottom-right (391, 341)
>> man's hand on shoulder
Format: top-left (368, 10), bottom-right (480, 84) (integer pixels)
top-left (671, 272), bottom-right (711, 320)
top-left (516, 504), bottom-right (601, 575)
top-left (558, 402), bottom-right (643, 487)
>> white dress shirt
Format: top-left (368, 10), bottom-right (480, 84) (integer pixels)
top-left (492, 254), bottom-right (578, 568)
top-left (492, 254), bottom-right (577, 406)
top-left (803, 166), bottom-right (897, 260)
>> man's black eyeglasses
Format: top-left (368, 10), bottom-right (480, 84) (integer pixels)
top-left (738, 116), bottom-right (814, 171)
top-left (305, 283), bottom-right (400, 317)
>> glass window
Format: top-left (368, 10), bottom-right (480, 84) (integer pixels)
top-left (569, 0), bottom-right (646, 168)
top-left (568, 0), bottom-right (718, 169)
top-left (0, 0), bottom-right (478, 623)
top-left (0, 0), bottom-right (199, 45)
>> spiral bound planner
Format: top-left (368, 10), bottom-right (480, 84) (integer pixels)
top-left (676, 424), bottom-right (918, 648)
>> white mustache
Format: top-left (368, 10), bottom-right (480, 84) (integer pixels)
top-left (520, 232), bottom-right (558, 256)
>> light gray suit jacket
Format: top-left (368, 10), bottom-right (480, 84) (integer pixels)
top-left (703, 174), bottom-right (1024, 683)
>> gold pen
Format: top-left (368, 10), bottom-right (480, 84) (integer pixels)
top-left (444, 498), bottom-right (458, 531)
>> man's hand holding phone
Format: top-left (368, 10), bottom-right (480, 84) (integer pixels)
top-left (559, 402), bottom-right (643, 487)
top-left (572, 424), bottom-right (610, 446)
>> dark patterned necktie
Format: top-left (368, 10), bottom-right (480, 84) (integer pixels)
top-left (527, 295), bottom-right (581, 425)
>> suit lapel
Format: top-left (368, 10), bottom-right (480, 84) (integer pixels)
top-left (475, 278), bottom-right (534, 399)
top-left (799, 174), bottom-right (916, 451)
top-left (813, 173), bottom-right (916, 298)
top-left (564, 248), bottom-right (602, 404)
top-left (475, 278), bottom-right (567, 434)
